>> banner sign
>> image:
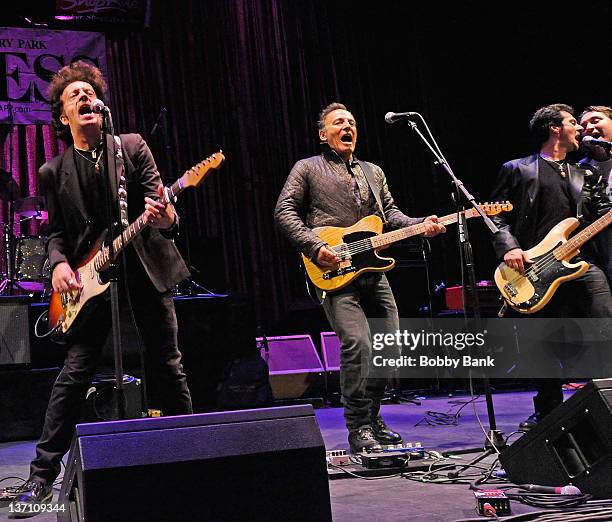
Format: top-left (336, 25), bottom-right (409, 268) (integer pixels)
top-left (0, 27), bottom-right (107, 125)
top-left (54, 0), bottom-right (148, 28)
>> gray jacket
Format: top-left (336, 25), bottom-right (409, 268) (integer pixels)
top-left (274, 148), bottom-right (422, 259)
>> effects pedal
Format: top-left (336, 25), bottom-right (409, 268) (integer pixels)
top-left (380, 441), bottom-right (426, 459)
top-left (326, 449), bottom-right (351, 467)
top-left (360, 451), bottom-right (409, 469)
top-left (474, 490), bottom-right (511, 516)
top-left (0, 486), bottom-right (22, 506)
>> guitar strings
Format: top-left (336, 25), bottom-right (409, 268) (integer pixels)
top-left (504, 212), bottom-right (612, 291)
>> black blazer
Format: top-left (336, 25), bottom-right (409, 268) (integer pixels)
top-left (39, 133), bottom-right (189, 293)
top-left (490, 153), bottom-right (611, 261)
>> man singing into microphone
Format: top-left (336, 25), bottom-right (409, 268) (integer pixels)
top-left (490, 103), bottom-right (612, 430)
top-left (275, 102), bottom-right (445, 453)
top-left (7, 61), bottom-right (193, 516)
top-left (580, 105), bottom-right (612, 285)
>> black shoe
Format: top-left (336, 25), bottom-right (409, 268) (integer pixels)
top-left (371, 416), bottom-right (403, 444)
top-left (519, 412), bottom-right (542, 431)
top-left (348, 426), bottom-right (383, 454)
top-left (8, 480), bottom-right (53, 519)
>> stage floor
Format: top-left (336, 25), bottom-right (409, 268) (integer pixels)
top-left (0, 389), bottom-right (575, 521)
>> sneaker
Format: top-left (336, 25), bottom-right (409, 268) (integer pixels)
top-left (519, 412), bottom-right (542, 431)
top-left (371, 416), bottom-right (403, 444)
top-left (8, 480), bottom-right (52, 519)
top-left (348, 426), bottom-right (383, 454)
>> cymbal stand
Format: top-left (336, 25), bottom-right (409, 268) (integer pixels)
top-left (0, 200), bottom-right (16, 295)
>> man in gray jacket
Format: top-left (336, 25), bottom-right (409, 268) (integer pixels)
top-left (275, 102), bottom-right (444, 453)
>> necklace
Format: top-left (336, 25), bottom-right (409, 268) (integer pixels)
top-left (74, 145), bottom-right (103, 173)
top-left (540, 153), bottom-right (567, 178)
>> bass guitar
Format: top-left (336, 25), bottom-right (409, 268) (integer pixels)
top-left (45, 151), bottom-right (225, 342)
top-left (303, 202), bottom-right (513, 292)
top-left (494, 210), bottom-right (612, 313)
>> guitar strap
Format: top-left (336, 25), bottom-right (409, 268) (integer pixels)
top-left (114, 135), bottom-right (129, 229)
top-left (357, 160), bottom-right (388, 225)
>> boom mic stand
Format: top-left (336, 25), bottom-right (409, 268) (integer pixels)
top-left (100, 106), bottom-right (126, 420)
top-left (149, 107), bottom-right (211, 296)
top-left (395, 114), bottom-right (505, 474)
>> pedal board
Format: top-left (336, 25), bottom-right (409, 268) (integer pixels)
top-left (326, 446), bottom-right (453, 479)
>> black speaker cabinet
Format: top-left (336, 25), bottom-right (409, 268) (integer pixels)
top-left (499, 379), bottom-right (612, 498)
top-left (0, 296), bottom-right (31, 366)
top-left (59, 405), bottom-right (332, 521)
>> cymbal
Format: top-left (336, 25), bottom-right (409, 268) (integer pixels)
top-left (15, 195), bottom-right (46, 217)
top-left (0, 168), bottom-right (19, 201)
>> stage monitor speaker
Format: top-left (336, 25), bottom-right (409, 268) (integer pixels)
top-left (257, 335), bottom-right (325, 399)
top-left (0, 297), bottom-right (31, 366)
top-left (499, 378), bottom-right (612, 499)
top-left (320, 331), bottom-right (340, 371)
top-left (59, 405), bottom-right (331, 522)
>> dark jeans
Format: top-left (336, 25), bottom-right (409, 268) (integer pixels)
top-left (30, 266), bottom-right (192, 486)
top-left (318, 273), bottom-right (398, 431)
top-left (526, 264), bottom-right (612, 415)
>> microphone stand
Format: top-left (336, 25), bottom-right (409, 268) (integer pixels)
top-left (100, 108), bottom-right (126, 420)
top-left (150, 106), bottom-right (210, 295)
top-left (400, 116), bottom-right (505, 473)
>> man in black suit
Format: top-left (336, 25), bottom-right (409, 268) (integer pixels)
top-left (9, 61), bottom-right (192, 516)
top-left (490, 103), bottom-right (612, 430)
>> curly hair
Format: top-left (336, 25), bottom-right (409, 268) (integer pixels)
top-left (317, 102), bottom-right (350, 131)
top-left (579, 105), bottom-right (612, 121)
top-left (47, 60), bottom-right (107, 143)
top-left (528, 103), bottom-right (574, 149)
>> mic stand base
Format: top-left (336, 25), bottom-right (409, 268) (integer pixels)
top-left (446, 431), bottom-right (506, 479)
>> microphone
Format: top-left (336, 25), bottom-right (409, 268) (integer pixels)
top-left (150, 107), bottom-right (167, 136)
top-left (385, 111), bottom-right (419, 124)
top-left (91, 99), bottom-right (110, 114)
top-left (520, 484), bottom-right (582, 495)
top-left (582, 136), bottom-right (612, 149)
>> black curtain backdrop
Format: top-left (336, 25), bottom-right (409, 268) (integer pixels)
top-left (4, 1), bottom-right (611, 330)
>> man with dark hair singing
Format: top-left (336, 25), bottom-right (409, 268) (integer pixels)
top-left (490, 103), bottom-right (612, 430)
top-left (580, 105), bottom-right (612, 285)
top-left (275, 102), bottom-right (445, 453)
top-left (8, 61), bottom-right (192, 516)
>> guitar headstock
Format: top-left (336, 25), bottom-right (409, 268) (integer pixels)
top-left (181, 151), bottom-right (225, 189)
top-left (479, 201), bottom-right (513, 216)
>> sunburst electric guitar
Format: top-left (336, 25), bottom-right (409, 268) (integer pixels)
top-left (303, 202), bottom-right (513, 292)
top-left (494, 210), bottom-right (612, 314)
top-left (46, 151), bottom-right (225, 342)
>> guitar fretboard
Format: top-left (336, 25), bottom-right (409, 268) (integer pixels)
top-left (554, 210), bottom-right (612, 260)
top-left (370, 208), bottom-right (481, 249)
top-left (92, 178), bottom-right (188, 272)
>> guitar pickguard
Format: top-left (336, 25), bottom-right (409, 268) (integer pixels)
top-left (322, 230), bottom-right (394, 282)
top-left (506, 250), bottom-right (583, 312)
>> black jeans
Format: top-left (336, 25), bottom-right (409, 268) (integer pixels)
top-left (30, 266), bottom-right (192, 486)
top-left (318, 273), bottom-right (399, 431)
top-left (526, 264), bottom-right (612, 415)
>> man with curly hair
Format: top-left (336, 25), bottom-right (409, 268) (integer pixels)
top-left (8, 61), bottom-right (193, 516)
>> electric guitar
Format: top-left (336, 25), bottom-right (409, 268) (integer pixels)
top-left (302, 202), bottom-right (513, 292)
top-left (494, 210), bottom-right (612, 314)
top-left (45, 151), bottom-right (225, 342)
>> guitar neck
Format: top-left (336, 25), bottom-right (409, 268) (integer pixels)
top-left (554, 210), bottom-right (612, 259)
top-left (93, 178), bottom-right (187, 272)
top-left (370, 208), bottom-right (480, 249)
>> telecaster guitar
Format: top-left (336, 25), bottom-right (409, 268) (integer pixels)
top-left (303, 202), bottom-right (513, 292)
top-left (46, 151), bottom-right (225, 342)
top-left (494, 210), bottom-right (612, 313)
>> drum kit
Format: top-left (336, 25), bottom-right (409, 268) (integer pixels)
top-left (0, 168), bottom-right (51, 299)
